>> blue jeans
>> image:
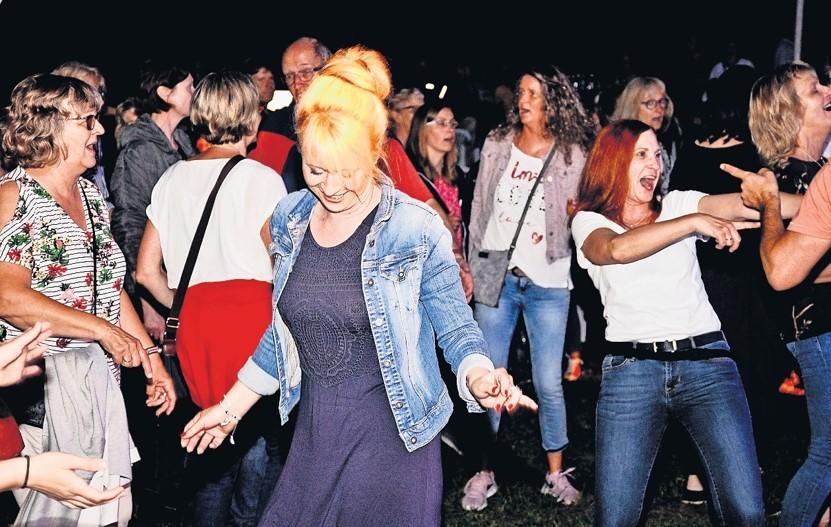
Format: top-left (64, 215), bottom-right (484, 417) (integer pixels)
top-left (189, 397), bottom-right (284, 526)
top-left (781, 333), bottom-right (831, 527)
top-left (474, 272), bottom-right (569, 451)
top-left (595, 342), bottom-right (764, 527)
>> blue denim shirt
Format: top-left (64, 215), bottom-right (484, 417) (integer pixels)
top-left (238, 179), bottom-right (492, 452)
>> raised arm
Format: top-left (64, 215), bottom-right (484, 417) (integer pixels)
top-left (579, 213), bottom-right (744, 266)
top-left (722, 163), bottom-right (831, 290)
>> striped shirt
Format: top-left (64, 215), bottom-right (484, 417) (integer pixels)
top-left (0, 167), bottom-right (126, 379)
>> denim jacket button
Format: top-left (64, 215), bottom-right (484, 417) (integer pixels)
top-left (395, 401), bottom-right (404, 409)
top-left (367, 278), bottom-right (374, 286)
top-left (368, 239), bottom-right (375, 247)
top-left (410, 437), bottom-right (417, 444)
top-left (373, 318), bottom-right (383, 327)
top-left (398, 271), bottom-right (405, 281)
top-left (383, 360), bottom-right (391, 368)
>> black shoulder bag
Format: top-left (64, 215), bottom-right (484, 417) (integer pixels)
top-left (162, 155), bottom-right (244, 356)
top-left (468, 146), bottom-right (557, 307)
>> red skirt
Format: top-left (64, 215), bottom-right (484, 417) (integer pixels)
top-left (177, 279), bottom-right (272, 409)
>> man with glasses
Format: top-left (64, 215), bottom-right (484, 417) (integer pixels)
top-left (250, 37), bottom-right (331, 186)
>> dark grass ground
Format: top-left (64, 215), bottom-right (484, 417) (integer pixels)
top-left (0, 346), bottom-right (811, 526)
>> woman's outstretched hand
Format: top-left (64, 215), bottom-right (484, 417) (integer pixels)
top-left (467, 367), bottom-right (538, 414)
top-left (180, 405), bottom-right (235, 454)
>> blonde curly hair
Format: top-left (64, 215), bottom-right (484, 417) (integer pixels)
top-left (3, 73), bottom-right (102, 169)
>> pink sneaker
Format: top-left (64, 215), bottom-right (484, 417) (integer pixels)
top-left (541, 468), bottom-right (581, 505)
top-left (461, 470), bottom-right (498, 511)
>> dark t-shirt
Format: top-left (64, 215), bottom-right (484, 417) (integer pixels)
top-left (671, 141), bottom-right (762, 273)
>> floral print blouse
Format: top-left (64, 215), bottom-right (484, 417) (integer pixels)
top-left (0, 167), bottom-right (126, 364)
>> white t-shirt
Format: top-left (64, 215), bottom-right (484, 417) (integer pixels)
top-left (571, 191), bottom-right (720, 342)
top-left (481, 144), bottom-right (570, 288)
top-left (146, 158), bottom-right (286, 288)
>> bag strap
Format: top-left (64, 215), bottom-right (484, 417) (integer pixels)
top-left (506, 144), bottom-right (558, 260)
top-left (164, 155), bottom-right (244, 341)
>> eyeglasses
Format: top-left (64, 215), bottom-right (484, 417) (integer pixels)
top-left (426, 118), bottom-right (458, 129)
top-left (640, 98), bottom-right (669, 110)
top-left (283, 66), bottom-right (322, 86)
top-left (63, 114), bottom-right (99, 131)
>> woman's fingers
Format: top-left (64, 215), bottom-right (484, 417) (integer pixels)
top-left (135, 347), bottom-right (152, 379)
top-left (734, 221), bottom-right (760, 231)
top-left (20, 364), bottom-right (42, 380)
top-left (196, 431), bottom-right (218, 454)
top-left (182, 432), bottom-right (205, 453)
top-left (726, 223), bottom-right (742, 252)
top-left (503, 385), bottom-right (522, 413)
top-left (517, 394), bottom-right (539, 413)
top-left (181, 413), bottom-right (204, 441)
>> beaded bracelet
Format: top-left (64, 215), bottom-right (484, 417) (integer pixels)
top-left (219, 395), bottom-right (240, 445)
top-left (21, 455), bottom-right (30, 489)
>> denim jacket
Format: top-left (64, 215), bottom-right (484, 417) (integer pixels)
top-left (238, 179), bottom-right (493, 452)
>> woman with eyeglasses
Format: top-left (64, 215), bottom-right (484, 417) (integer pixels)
top-left (0, 74), bottom-right (177, 525)
top-left (405, 101), bottom-right (469, 250)
top-left (612, 76), bottom-right (681, 194)
top-left (462, 66), bottom-right (593, 511)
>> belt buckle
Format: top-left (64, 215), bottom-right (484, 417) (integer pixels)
top-left (653, 340), bottom-right (678, 353)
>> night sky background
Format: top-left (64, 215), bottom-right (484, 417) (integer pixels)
top-left (1, 0), bottom-right (830, 110)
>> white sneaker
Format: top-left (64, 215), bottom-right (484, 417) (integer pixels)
top-left (461, 470), bottom-right (498, 511)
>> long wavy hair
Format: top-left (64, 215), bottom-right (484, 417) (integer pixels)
top-left (492, 66), bottom-right (594, 165)
top-left (570, 120), bottom-right (661, 227)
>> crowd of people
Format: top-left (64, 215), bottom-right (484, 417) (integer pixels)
top-left (0, 33), bottom-right (830, 527)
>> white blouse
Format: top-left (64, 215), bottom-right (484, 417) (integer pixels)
top-left (147, 158), bottom-right (286, 288)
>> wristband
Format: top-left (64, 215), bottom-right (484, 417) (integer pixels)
top-left (219, 395), bottom-right (241, 445)
top-left (21, 455), bottom-right (30, 489)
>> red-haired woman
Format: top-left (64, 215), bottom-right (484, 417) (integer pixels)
top-left (569, 120), bottom-right (798, 526)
